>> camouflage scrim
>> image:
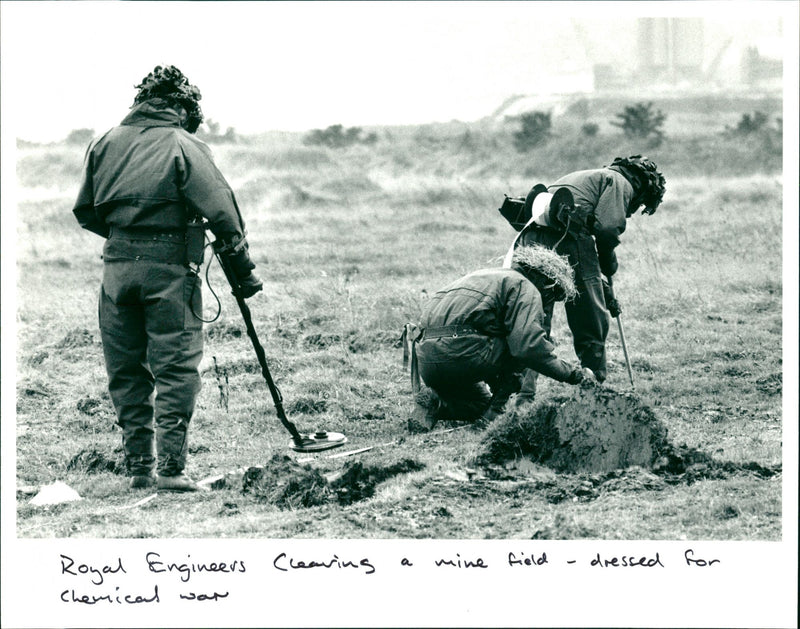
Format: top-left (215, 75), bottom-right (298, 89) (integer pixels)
top-left (133, 65), bottom-right (204, 133)
top-left (511, 244), bottom-right (578, 301)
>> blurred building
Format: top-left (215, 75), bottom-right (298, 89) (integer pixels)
top-left (591, 17), bottom-right (783, 92)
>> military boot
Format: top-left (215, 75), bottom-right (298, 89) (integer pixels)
top-left (408, 386), bottom-right (442, 433)
top-left (157, 473), bottom-right (205, 492)
top-left (130, 474), bottom-right (155, 489)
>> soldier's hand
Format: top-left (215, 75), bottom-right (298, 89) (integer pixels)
top-left (602, 279), bottom-right (622, 318)
top-left (566, 366), bottom-right (587, 385)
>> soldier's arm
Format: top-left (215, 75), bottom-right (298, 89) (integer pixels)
top-left (592, 173), bottom-right (632, 277)
top-left (176, 135), bottom-right (247, 240)
top-left (502, 279), bottom-right (577, 382)
top-left (72, 145), bottom-right (109, 238)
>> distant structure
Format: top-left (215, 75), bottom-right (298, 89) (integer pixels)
top-left (593, 17), bottom-right (782, 91)
top-left (491, 16), bottom-right (783, 120)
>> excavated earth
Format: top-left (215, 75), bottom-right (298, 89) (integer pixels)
top-left (471, 384), bottom-right (781, 486)
top-left (238, 454), bottom-right (425, 509)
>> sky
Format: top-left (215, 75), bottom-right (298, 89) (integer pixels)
top-left (0, 0), bottom-right (793, 142)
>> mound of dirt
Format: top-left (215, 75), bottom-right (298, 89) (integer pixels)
top-left (66, 448), bottom-right (125, 475)
top-left (242, 454), bottom-right (330, 509)
top-left (473, 385), bottom-right (671, 473)
top-left (76, 396), bottom-right (105, 416)
top-left (239, 455), bottom-right (426, 509)
top-left (56, 328), bottom-right (95, 349)
top-left (331, 459), bottom-right (425, 505)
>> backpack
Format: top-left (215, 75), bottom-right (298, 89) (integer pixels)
top-left (498, 185), bottom-right (593, 235)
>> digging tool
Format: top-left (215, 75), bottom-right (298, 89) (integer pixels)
top-left (213, 242), bottom-right (347, 453)
top-left (605, 277), bottom-right (635, 390)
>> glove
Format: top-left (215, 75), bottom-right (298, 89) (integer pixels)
top-left (238, 272), bottom-right (263, 299)
top-left (215, 235), bottom-right (263, 299)
top-left (602, 279), bottom-right (622, 318)
top-left (566, 366), bottom-right (597, 385)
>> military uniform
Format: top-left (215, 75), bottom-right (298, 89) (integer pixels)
top-left (515, 167), bottom-right (634, 385)
top-left (73, 98), bottom-right (250, 479)
top-left (415, 267), bottom-right (582, 421)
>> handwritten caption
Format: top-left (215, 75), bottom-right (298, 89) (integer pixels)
top-left (57, 547), bottom-right (720, 605)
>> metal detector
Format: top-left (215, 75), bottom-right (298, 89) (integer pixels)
top-left (213, 244), bottom-right (347, 453)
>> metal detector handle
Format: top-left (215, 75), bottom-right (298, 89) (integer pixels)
top-left (214, 249), bottom-right (306, 446)
top-left (605, 276), bottom-right (635, 390)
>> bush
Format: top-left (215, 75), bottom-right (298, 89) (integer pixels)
top-left (197, 119), bottom-right (238, 144)
top-left (610, 102), bottom-right (666, 147)
top-left (725, 111), bottom-right (769, 136)
top-left (65, 128), bottom-right (95, 146)
top-left (304, 124), bottom-right (377, 149)
top-left (581, 122), bottom-right (600, 137)
top-left (513, 111), bottom-right (553, 151)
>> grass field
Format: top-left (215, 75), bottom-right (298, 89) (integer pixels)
top-left (13, 94), bottom-right (785, 539)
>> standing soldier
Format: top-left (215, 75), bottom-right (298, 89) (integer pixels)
top-left (502, 155), bottom-right (665, 399)
top-left (73, 65), bottom-right (263, 491)
top-left (407, 244), bottom-right (595, 432)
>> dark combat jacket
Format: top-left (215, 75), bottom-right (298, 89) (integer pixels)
top-left (73, 99), bottom-right (246, 241)
top-left (548, 167), bottom-right (634, 277)
top-left (419, 268), bottom-right (575, 382)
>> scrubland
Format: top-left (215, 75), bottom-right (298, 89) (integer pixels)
top-left (13, 93), bottom-right (785, 539)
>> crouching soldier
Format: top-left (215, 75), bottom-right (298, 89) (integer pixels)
top-left (72, 65), bottom-right (263, 492)
top-left (408, 245), bottom-right (595, 432)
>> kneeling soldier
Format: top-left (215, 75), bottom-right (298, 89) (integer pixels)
top-left (409, 245), bottom-right (594, 431)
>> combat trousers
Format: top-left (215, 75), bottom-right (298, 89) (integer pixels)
top-left (416, 333), bottom-right (521, 421)
top-left (99, 237), bottom-right (203, 477)
top-left (517, 226), bottom-right (609, 399)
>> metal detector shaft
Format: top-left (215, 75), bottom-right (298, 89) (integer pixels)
top-left (214, 251), bottom-right (305, 446)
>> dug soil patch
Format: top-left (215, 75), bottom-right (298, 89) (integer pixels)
top-left (242, 455), bottom-right (330, 509)
top-left (474, 385), bottom-right (669, 473)
top-left (66, 448), bottom-right (125, 475)
top-left (240, 454), bottom-right (425, 510)
top-left (472, 385), bottom-right (782, 483)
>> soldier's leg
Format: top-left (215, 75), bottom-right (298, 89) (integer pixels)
top-left (516, 295), bottom-right (556, 404)
top-left (99, 275), bottom-right (155, 477)
top-left (477, 370), bottom-right (522, 426)
top-left (145, 266), bottom-right (203, 478)
top-left (565, 277), bottom-right (609, 382)
top-left (414, 335), bottom-right (495, 429)
top-left (435, 381), bottom-right (493, 421)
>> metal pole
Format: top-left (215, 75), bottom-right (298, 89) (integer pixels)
top-left (214, 250), bottom-right (305, 446)
top-left (606, 276), bottom-right (635, 390)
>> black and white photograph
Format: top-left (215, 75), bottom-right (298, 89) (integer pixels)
top-left (1, 1), bottom-right (797, 627)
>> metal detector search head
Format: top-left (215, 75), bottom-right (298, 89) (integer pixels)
top-left (290, 431), bottom-right (348, 453)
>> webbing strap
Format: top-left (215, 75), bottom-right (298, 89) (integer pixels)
top-left (421, 325), bottom-right (479, 339)
top-left (401, 323), bottom-right (422, 394)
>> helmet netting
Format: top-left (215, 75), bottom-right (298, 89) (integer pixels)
top-left (133, 65), bottom-right (203, 133)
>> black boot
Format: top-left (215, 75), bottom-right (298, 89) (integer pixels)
top-left (408, 386), bottom-right (442, 433)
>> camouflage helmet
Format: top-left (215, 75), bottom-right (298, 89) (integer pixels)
top-left (133, 65), bottom-right (203, 133)
top-left (609, 155), bottom-right (666, 215)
